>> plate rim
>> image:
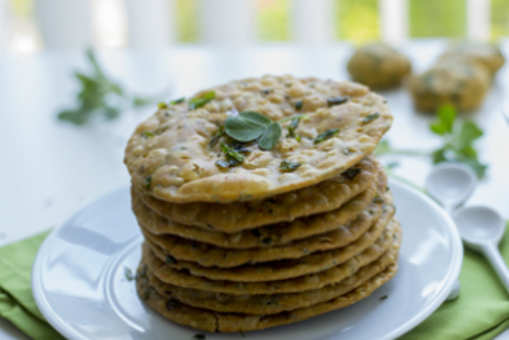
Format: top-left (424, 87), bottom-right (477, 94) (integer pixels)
top-left (32, 178), bottom-right (463, 340)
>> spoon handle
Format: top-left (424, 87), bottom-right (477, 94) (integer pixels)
top-left (481, 244), bottom-right (509, 294)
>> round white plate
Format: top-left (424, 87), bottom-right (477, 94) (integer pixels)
top-left (32, 179), bottom-right (463, 340)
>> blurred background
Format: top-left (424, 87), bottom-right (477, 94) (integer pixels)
top-left (1, 0), bottom-right (508, 54)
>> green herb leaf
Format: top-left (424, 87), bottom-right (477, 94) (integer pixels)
top-left (287, 116), bottom-right (301, 138)
top-left (170, 97), bottom-right (185, 105)
top-left (280, 160), bottom-right (301, 172)
top-left (124, 267), bottom-right (136, 281)
top-left (258, 122), bottom-right (282, 150)
top-left (142, 131), bottom-right (155, 138)
top-left (362, 112), bottom-right (380, 124)
top-left (209, 126), bottom-right (224, 148)
top-left (430, 104), bottom-right (456, 135)
top-left (145, 176), bottom-right (152, 189)
top-left (158, 102), bottom-right (168, 109)
top-left (314, 128), bottom-right (339, 144)
top-left (294, 100), bottom-right (303, 111)
top-left (189, 91), bottom-right (215, 110)
top-left (225, 111), bottom-right (271, 142)
top-left (220, 143), bottom-right (244, 164)
top-left (327, 96), bottom-right (348, 107)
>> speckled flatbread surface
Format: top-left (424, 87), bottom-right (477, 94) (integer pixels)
top-left (136, 259), bottom-right (399, 332)
top-left (124, 75), bottom-right (392, 203)
top-left (142, 226), bottom-right (393, 295)
top-left (347, 42), bottom-right (411, 90)
top-left (140, 189), bottom-right (390, 268)
top-left (134, 157), bottom-right (381, 232)
top-left (146, 230), bottom-right (399, 315)
top-left (148, 209), bottom-right (395, 282)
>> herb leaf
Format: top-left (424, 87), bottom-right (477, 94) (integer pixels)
top-left (220, 143), bottom-right (244, 164)
top-left (225, 111), bottom-right (271, 142)
top-left (327, 96), bottom-right (348, 107)
top-left (430, 104), bottom-right (456, 135)
top-left (209, 126), bottom-right (224, 148)
top-left (145, 176), bottom-right (152, 189)
top-left (258, 122), bottom-right (282, 150)
top-left (57, 48), bottom-right (154, 125)
top-left (314, 128), bottom-right (339, 144)
top-left (280, 160), bottom-right (301, 172)
top-left (287, 116), bottom-right (301, 138)
top-left (363, 112), bottom-right (380, 124)
top-left (189, 91), bottom-right (215, 109)
top-left (170, 97), bottom-right (185, 105)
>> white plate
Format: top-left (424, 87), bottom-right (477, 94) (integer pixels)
top-left (32, 179), bottom-right (463, 340)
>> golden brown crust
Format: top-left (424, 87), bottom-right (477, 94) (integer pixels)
top-left (124, 75), bottom-right (392, 203)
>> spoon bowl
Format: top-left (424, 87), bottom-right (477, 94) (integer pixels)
top-left (454, 206), bottom-right (506, 248)
top-left (425, 163), bottom-right (477, 212)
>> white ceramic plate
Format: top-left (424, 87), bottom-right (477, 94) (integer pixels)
top-left (32, 179), bottom-right (463, 340)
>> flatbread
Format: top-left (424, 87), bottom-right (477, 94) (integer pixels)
top-left (136, 260), bottom-right (398, 332)
top-left (142, 224), bottom-right (391, 294)
top-left (145, 224), bottom-right (399, 315)
top-left (148, 208), bottom-right (395, 282)
top-left (125, 75), bottom-right (392, 203)
top-left (135, 157), bottom-right (381, 232)
top-left (140, 191), bottom-right (390, 267)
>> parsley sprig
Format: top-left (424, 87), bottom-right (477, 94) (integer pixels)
top-left (376, 105), bottom-right (487, 178)
top-left (57, 48), bottom-right (154, 125)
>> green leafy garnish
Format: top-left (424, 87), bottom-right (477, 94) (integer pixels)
top-left (124, 267), bottom-right (136, 281)
top-left (224, 111), bottom-right (282, 151)
top-left (225, 111), bottom-right (272, 142)
top-left (363, 112), bottom-right (380, 124)
top-left (209, 126), bottom-right (224, 148)
top-left (258, 122), bottom-right (282, 150)
top-left (375, 105), bottom-right (487, 179)
top-left (142, 131), bottom-right (155, 138)
top-left (280, 160), bottom-right (301, 172)
top-left (314, 128), bottom-right (339, 144)
top-left (57, 48), bottom-right (154, 125)
top-left (430, 106), bottom-right (486, 178)
top-left (189, 91), bottom-right (215, 109)
top-left (170, 97), bottom-right (185, 105)
top-left (287, 116), bottom-right (301, 138)
top-left (145, 176), bottom-right (152, 189)
top-left (217, 143), bottom-right (244, 168)
top-left (327, 96), bottom-right (348, 107)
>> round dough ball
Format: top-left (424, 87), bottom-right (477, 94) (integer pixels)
top-left (439, 41), bottom-right (505, 76)
top-left (347, 42), bottom-right (412, 90)
top-left (409, 59), bottom-right (490, 112)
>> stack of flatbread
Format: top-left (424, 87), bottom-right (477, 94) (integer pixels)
top-left (124, 75), bottom-right (400, 333)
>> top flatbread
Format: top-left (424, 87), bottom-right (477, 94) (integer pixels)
top-left (125, 75), bottom-right (392, 203)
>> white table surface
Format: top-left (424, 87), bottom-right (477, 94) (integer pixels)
top-left (1, 41), bottom-right (509, 339)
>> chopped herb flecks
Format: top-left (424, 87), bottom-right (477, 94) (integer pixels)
top-left (189, 91), bottom-right (215, 110)
top-left (142, 131), bottom-right (155, 138)
top-left (209, 126), bottom-right (224, 148)
top-left (327, 96), bottom-right (348, 107)
top-left (166, 299), bottom-right (179, 310)
top-left (216, 143), bottom-right (244, 169)
top-left (166, 255), bottom-right (176, 265)
top-left (343, 168), bottom-right (361, 180)
top-left (314, 128), bottom-right (339, 144)
top-left (280, 160), bottom-right (301, 172)
top-left (287, 116), bottom-right (301, 138)
top-left (124, 267), bottom-right (136, 281)
top-left (145, 176), bottom-right (152, 189)
top-left (294, 100), bottom-right (303, 111)
top-left (158, 102), bottom-right (168, 109)
top-left (363, 112), bottom-right (380, 124)
top-left (170, 97), bottom-right (185, 105)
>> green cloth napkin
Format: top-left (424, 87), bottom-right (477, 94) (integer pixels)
top-left (0, 231), bottom-right (64, 340)
top-left (0, 227), bottom-right (508, 340)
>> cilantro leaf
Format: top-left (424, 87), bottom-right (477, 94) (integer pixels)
top-left (430, 104), bottom-right (456, 135)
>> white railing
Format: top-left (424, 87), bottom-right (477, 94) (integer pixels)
top-left (0, 0), bottom-right (496, 51)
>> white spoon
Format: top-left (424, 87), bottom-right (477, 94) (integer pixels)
top-left (454, 206), bottom-right (509, 294)
top-left (425, 163), bottom-right (477, 300)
